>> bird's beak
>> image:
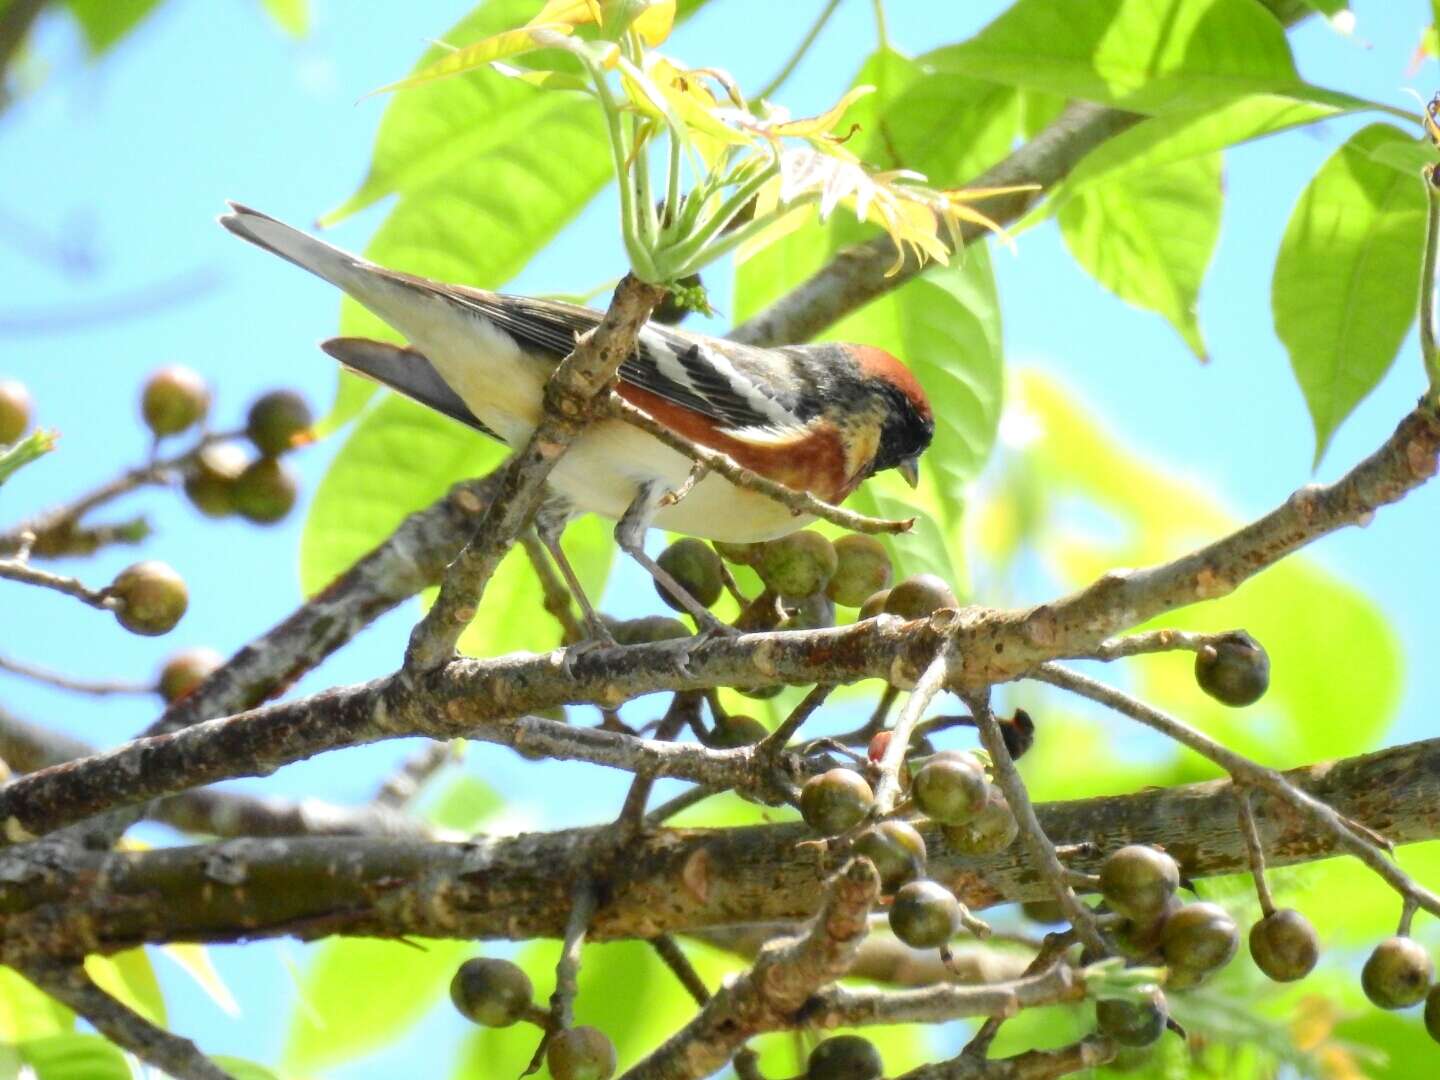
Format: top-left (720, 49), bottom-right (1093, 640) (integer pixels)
top-left (897, 456), bottom-right (921, 489)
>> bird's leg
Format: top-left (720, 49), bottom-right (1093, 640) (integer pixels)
top-left (535, 496), bottom-right (614, 647)
top-left (616, 481), bottom-right (735, 637)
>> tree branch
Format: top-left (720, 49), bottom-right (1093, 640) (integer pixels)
top-left (620, 859), bottom-right (878, 1080)
top-left (2, 737), bottom-right (1437, 955)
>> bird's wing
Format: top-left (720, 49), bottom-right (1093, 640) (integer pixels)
top-left (440, 290), bottom-right (812, 438)
top-left (320, 337), bottom-right (503, 442)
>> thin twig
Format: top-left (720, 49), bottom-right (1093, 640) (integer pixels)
top-left (527, 881), bottom-right (599, 1075)
top-left (1036, 664), bottom-right (1440, 920)
top-left (23, 962), bottom-right (231, 1080)
top-left (873, 649), bottom-right (952, 814)
top-left (800, 961), bottom-right (1086, 1027)
top-left (371, 740), bottom-right (456, 811)
top-left (1420, 165), bottom-right (1440, 396)
top-left (1090, 629), bottom-right (1230, 662)
top-left (961, 931), bottom-right (1077, 1060)
top-left (650, 935), bottom-right (709, 1006)
top-left (610, 394), bottom-right (913, 535)
top-left (897, 1036), bottom-right (1115, 1080)
top-left (618, 693), bottom-right (701, 836)
top-left (966, 691), bottom-right (1107, 957)
top-left (0, 558), bottom-right (115, 610)
top-left (1235, 787), bottom-right (1275, 918)
top-left (644, 785), bottom-right (723, 825)
top-left (0, 654), bottom-right (153, 697)
top-left (757, 683), bottom-right (833, 759)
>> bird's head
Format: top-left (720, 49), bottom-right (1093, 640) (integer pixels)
top-left (846, 346), bottom-right (934, 488)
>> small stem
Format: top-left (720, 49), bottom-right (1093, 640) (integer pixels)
top-left (1399, 898), bottom-right (1419, 937)
top-left (521, 533), bottom-right (585, 645)
top-left (1091, 629), bottom-right (1231, 662)
top-left (0, 654), bottom-right (153, 697)
top-left (757, 683), bottom-right (833, 758)
top-left (873, 649), bottom-right (952, 814)
top-left (659, 161), bottom-right (781, 276)
top-left (753, 0), bottom-right (842, 104)
top-left (0, 559), bottom-right (115, 611)
top-left (528, 881), bottom-right (599, 1074)
top-left (960, 930), bottom-right (1076, 1061)
top-left (966, 691), bottom-right (1108, 958)
top-left (1420, 168), bottom-right (1440, 398)
top-left (871, 0), bottom-right (891, 52)
top-left (1236, 787), bottom-right (1276, 918)
top-left (644, 785), bottom-right (723, 825)
top-left (649, 935), bottom-right (709, 1006)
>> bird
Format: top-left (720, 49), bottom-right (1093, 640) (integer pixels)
top-left (218, 203), bottom-right (934, 630)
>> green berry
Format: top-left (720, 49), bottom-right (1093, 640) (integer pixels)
top-left (0, 379), bottom-right (32, 444)
top-left (883, 574), bottom-right (957, 619)
top-left (183, 442), bottom-right (249, 518)
top-left (806, 1033), bottom-right (883, 1079)
top-left (547, 1025), bottom-right (616, 1080)
top-left (1361, 936), bottom-right (1433, 1010)
top-left (1160, 902), bottom-right (1239, 979)
top-left (1425, 985), bottom-right (1440, 1043)
top-left (1112, 898), bottom-right (1179, 961)
top-left (158, 647), bottom-right (223, 703)
top-left (941, 787), bottom-right (1018, 855)
top-left (756, 531), bottom-right (837, 599)
top-left (857, 589), bottom-right (890, 620)
top-left (110, 561), bottom-right (188, 636)
top-left (710, 713), bottom-right (768, 748)
top-left (912, 753), bottom-right (988, 826)
top-left (246, 389), bottom-right (313, 456)
top-left (655, 538), bottom-right (724, 611)
top-left (781, 593), bottom-right (835, 631)
top-left (1194, 631), bottom-right (1269, 707)
top-left (1021, 900), bottom-right (1065, 925)
top-left (888, 879), bottom-right (959, 949)
top-left (141, 365), bottom-right (209, 437)
top-left (713, 540), bottom-right (763, 566)
top-left (449, 957), bottom-right (533, 1027)
top-left (1249, 908), bottom-right (1318, 983)
top-left (604, 615), bottom-right (691, 645)
top-left (1096, 993), bottom-right (1168, 1048)
top-left (826, 535), bottom-right (893, 607)
top-left (854, 819), bottom-right (927, 892)
top-left (651, 272), bottom-right (706, 326)
top-left (800, 768), bottom-right (873, 834)
top-left (1099, 846), bottom-right (1180, 923)
top-left (232, 456), bottom-right (298, 525)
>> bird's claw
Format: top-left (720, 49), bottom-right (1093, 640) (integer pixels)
top-left (558, 625), bottom-right (619, 679)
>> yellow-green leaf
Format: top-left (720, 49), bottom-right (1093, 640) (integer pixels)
top-left (1058, 151), bottom-right (1222, 360)
top-left (1272, 123), bottom-right (1427, 465)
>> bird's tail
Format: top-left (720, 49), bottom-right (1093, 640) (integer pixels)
top-left (218, 203), bottom-right (370, 293)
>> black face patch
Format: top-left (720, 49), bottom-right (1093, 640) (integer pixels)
top-left (870, 382), bottom-right (935, 477)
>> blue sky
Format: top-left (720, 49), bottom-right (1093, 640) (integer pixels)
top-left (4, 1), bottom-right (1440, 1075)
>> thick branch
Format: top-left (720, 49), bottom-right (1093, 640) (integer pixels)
top-left (620, 859), bottom-right (878, 1080)
top-left (22, 963), bottom-right (230, 1080)
top-left (2, 737), bottom-right (1436, 955)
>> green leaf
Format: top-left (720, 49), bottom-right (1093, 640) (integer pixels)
top-left (1058, 151), bottom-right (1222, 360)
top-left (282, 937), bottom-right (468, 1073)
top-left (160, 944), bottom-right (240, 1018)
top-left (0, 428), bottom-right (56, 487)
top-left (0, 968), bottom-right (72, 1042)
top-left (928, 0), bottom-right (1300, 114)
top-left (84, 949), bottom-right (165, 1027)
top-left (65, 0), bottom-right (163, 55)
top-left (260, 0), bottom-right (308, 37)
top-left (15, 1035), bottom-right (130, 1080)
top-left (1010, 371), bottom-right (1402, 770)
top-left (1037, 95), bottom-right (1355, 228)
top-left (1272, 123), bottom-right (1427, 465)
top-left (301, 395), bottom-right (505, 596)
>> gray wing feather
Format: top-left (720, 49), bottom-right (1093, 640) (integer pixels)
top-left (319, 337), bottom-right (503, 442)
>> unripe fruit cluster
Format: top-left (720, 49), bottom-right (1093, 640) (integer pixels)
top-left (137, 368), bottom-right (312, 526)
